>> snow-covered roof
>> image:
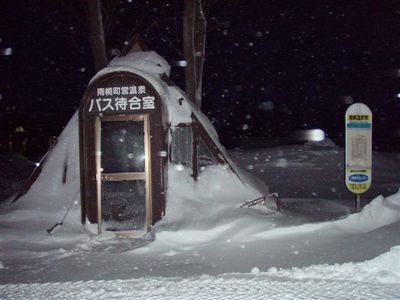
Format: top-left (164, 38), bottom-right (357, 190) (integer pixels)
top-left (91, 51), bottom-right (247, 166)
top-left (90, 51), bottom-right (192, 127)
top-left (109, 51), bottom-right (171, 77)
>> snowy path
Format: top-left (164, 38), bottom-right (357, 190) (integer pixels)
top-left (1, 275), bottom-right (400, 300)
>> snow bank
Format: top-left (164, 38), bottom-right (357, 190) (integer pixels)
top-left (267, 245), bottom-right (400, 284)
top-left (333, 190), bottom-right (400, 234)
top-left (251, 189), bottom-right (400, 241)
top-left (157, 165), bottom-right (262, 231)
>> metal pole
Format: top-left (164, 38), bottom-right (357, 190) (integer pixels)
top-left (355, 194), bottom-right (361, 212)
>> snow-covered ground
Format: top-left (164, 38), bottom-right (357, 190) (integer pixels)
top-left (2, 272), bottom-right (400, 300)
top-left (1, 116), bottom-right (400, 299)
top-left (229, 140), bottom-right (400, 203)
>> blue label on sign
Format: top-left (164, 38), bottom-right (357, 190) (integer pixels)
top-left (346, 123), bottom-right (372, 129)
top-left (349, 174), bottom-right (369, 182)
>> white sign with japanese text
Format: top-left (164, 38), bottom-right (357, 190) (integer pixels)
top-left (345, 103), bottom-right (373, 195)
top-left (88, 85), bottom-right (156, 113)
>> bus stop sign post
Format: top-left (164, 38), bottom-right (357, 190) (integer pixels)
top-left (345, 103), bottom-right (373, 212)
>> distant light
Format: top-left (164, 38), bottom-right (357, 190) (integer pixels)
top-left (396, 93), bottom-right (400, 98)
top-left (292, 129), bottom-right (325, 142)
top-left (158, 151), bottom-right (167, 157)
top-left (173, 60), bottom-right (187, 67)
top-left (308, 129), bottom-right (325, 141)
top-left (1, 48), bottom-right (12, 56)
top-left (14, 126), bottom-right (25, 133)
top-left (175, 164), bottom-right (184, 171)
top-left (35, 162), bottom-right (40, 167)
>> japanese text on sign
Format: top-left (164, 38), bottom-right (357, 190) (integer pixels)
top-left (88, 85), bottom-right (156, 113)
top-left (348, 183), bottom-right (368, 190)
top-left (348, 115), bottom-right (370, 121)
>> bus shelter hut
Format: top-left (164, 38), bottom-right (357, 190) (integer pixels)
top-left (79, 47), bottom-right (265, 236)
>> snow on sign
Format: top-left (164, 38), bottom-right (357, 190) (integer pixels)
top-left (345, 103), bottom-right (372, 195)
top-left (87, 85), bottom-right (156, 113)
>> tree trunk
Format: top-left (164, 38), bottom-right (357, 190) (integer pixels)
top-left (87, 0), bottom-right (108, 71)
top-left (183, 0), bottom-right (206, 109)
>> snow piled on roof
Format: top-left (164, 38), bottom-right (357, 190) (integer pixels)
top-left (109, 51), bottom-right (171, 77)
top-left (90, 51), bottom-right (192, 126)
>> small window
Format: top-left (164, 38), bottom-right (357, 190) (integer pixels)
top-left (197, 136), bottom-right (218, 172)
top-left (171, 125), bottom-right (193, 167)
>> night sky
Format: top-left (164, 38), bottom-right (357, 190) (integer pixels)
top-left (1, 1), bottom-right (399, 153)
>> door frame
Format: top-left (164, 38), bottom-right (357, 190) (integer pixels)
top-left (95, 113), bottom-right (152, 235)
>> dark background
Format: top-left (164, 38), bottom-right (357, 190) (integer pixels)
top-left (1, 0), bottom-right (399, 155)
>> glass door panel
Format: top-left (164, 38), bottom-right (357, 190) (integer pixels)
top-left (101, 121), bottom-right (145, 173)
top-left (102, 181), bottom-right (146, 231)
top-left (99, 115), bottom-right (149, 233)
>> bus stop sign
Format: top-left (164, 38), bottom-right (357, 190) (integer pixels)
top-left (345, 103), bottom-right (373, 195)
